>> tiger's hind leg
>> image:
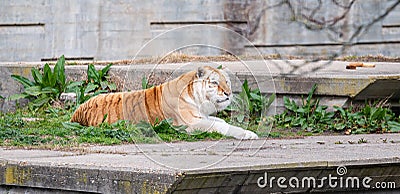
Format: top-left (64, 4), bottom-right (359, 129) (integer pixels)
top-left (71, 93), bottom-right (123, 126)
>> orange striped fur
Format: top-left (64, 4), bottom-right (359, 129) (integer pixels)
top-left (71, 66), bottom-right (229, 126)
top-left (71, 66), bottom-right (259, 139)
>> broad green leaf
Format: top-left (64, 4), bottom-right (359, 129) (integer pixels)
top-left (142, 76), bottom-right (148, 89)
top-left (388, 121), bottom-right (400, 132)
top-left (31, 68), bottom-right (43, 85)
top-left (334, 106), bottom-right (346, 117)
top-left (85, 83), bottom-right (98, 93)
top-left (108, 83), bottom-right (117, 91)
top-left (284, 97), bottom-right (298, 111)
top-left (11, 75), bottom-right (35, 88)
top-left (284, 116), bottom-right (292, 123)
top-left (371, 107), bottom-right (384, 120)
top-left (306, 84), bottom-right (317, 106)
top-left (100, 81), bottom-right (108, 90)
top-left (25, 86), bottom-right (42, 96)
top-left (141, 76), bottom-right (154, 89)
top-left (93, 90), bottom-right (108, 95)
top-left (363, 105), bottom-right (371, 116)
top-left (41, 87), bottom-right (59, 94)
top-left (74, 87), bottom-right (85, 105)
top-left (334, 123), bottom-right (346, 131)
top-left (239, 80), bottom-right (254, 111)
top-left (43, 64), bottom-right (56, 87)
top-left (242, 79), bottom-right (251, 99)
top-left (296, 108), bottom-right (306, 113)
top-left (8, 93), bottom-right (29, 100)
top-left (244, 95), bottom-right (253, 112)
top-left (173, 124), bottom-right (188, 133)
top-left (31, 96), bottom-right (51, 107)
top-left (283, 96), bottom-right (291, 107)
top-left (54, 55), bottom-right (66, 87)
top-left (87, 64), bottom-right (99, 82)
top-left (237, 114), bottom-right (245, 123)
top-left (66, 81), bottom-right (84, 92)
top-left (101, 63), bottom-right (112, 77)
top-left (249, 92), bottom-right (261, 101)
top-left (299, 118), bottom-right (307, 128)
top-left (356, 119), bottom-right (366, 126)
top-left (62, 122), bottom-right (83, 130)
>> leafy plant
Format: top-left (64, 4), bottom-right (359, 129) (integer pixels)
top-left (389, 121), bottom-right (400, 132)
top-left (333, 103), bottom-right (400, 133)
top-left (68, 63), bottom-right (117, 106)
top-left (358, 138), bottom-right (368, 144)
top-left (10, 55), bottom-right (69, 108)
top-left (275, 84), bottom-right (334, 132)
top-left (224, 79), bottom-right (275, 126)
top-left (87, 63), bottom-right (116, 92)
top-left (10, 55), bottom-right (118, 109)
top-left (68, 81), bottom-right (107, 106)
top-left (141, 75), bottom-right (153, 89)
top-left (275, 84), bottom-right (400, 134)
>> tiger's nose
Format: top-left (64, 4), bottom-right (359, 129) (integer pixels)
top-left (223, 91), bottom-right (231, 96)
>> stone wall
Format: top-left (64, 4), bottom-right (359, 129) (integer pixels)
top-left (1, 0), bottom-right (399, 62)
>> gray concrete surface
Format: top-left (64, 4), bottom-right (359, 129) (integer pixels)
top-left (1, 60), bottom-right (399, 113)
top-left (1, 60), bottom-right (399, 192)
top-left (1, 1), bottom-right (400, 62)
top-left (1, 134), bottom-right (400, 193)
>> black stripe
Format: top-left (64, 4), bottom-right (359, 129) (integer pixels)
top-left (150, 20), bottom-right (246, 25)
top-left (248, 40), bottom-right (400, 48)
top-left (0, 23), bottom-right (44, 27)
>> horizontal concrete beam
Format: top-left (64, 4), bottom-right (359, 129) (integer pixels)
top-left (2, 134), bottom-right (400, 193)
top-left (1, 60), bottom-right (399, 113)
top-left (174, 161), bottom-right (400, 193)
top-left (0, 160), bottom-right (176, 193)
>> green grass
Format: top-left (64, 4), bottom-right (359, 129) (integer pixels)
top-left (2, 97), bottom-right (400, 149)
top-left (4, 59), bottom-right (400, 149)
top-left (0, 107), bottom-right (227, 148)
top-left (0, 108), bottom-right (73, 147)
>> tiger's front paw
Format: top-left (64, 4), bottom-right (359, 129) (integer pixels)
top-left (236, 130), bottom-right (259, 140)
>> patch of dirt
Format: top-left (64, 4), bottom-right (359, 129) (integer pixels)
top-left (61, 53), bottom-right (400, 66)
top-left (337, 54), bottom-right (400, 63)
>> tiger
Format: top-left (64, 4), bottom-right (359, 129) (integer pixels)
top-left (70, 66), bottom-right (259, 139)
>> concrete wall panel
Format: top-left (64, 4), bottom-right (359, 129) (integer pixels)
top-left (1, 0), bottom-right (400, 62)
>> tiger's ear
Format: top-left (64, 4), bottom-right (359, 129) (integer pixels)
top-left (197, 66), bottom-right (205, 78)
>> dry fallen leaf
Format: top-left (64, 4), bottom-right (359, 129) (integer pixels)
top-left (346, 62), bottom-right (375, 70)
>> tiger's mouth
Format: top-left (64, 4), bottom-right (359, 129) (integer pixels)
top-left (216, 98), bottom-right (230, 103)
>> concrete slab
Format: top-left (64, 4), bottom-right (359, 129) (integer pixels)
top-left (1, 60), bottom-right (400, 113)
top-left (1, 134), bottom-right (400, 193)
top-left (1, 60), bottom-right (399, 192)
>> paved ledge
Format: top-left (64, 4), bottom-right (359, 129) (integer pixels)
top-left (1, 60), bottom-right (399, 192)
top-left (1, 60), bottom-right (400, 113)
top-left (1, 134), bottom-right (400, 193)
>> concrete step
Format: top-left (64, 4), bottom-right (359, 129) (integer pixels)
top-left (1, 134), bottom-right (400, 193)
top-left (1, 60), bottom-right (400, 113)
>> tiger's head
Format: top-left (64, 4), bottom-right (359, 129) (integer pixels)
top-left (194, 66), bottom-right (232, 114)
